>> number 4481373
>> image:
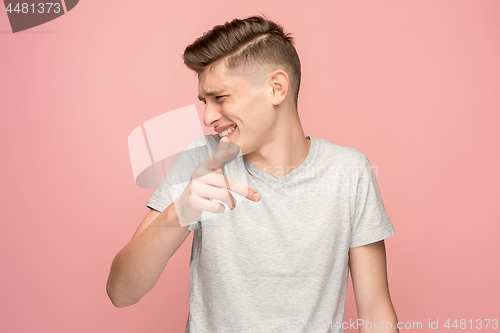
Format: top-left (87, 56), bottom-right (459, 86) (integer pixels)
top-left (444, 319), bottom-right (498, 330)
top-left (5, 3), bottom-right (62, 14)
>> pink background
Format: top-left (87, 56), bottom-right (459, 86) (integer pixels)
top-left (1, 0), bottom-right (499, 332)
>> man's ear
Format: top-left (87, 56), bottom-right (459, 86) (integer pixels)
top-left (269, 70), bottom-right (289, 105)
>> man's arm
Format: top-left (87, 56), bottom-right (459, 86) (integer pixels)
top-left (106, 204), bottom-right (191, 308)
top-left (349, 240), bottom-right (399, 333)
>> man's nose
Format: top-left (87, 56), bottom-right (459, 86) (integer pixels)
top-left (203, 102), bottom-right (221, 127)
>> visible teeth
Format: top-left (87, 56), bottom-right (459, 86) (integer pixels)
top-left (219, 124), bottom-right (236, 137)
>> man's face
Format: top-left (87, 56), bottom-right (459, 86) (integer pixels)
top-left (198, 62), bottom-right (276, 156)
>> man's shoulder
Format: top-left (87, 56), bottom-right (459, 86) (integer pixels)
top-left (314, 136), bottom-right (367, 167)
top-left (170, 134), bottom-right (217, 174)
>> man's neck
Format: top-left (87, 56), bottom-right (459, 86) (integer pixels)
top-left (245, 114), bottom-right (311, 180)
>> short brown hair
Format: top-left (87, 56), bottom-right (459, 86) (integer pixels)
top-left (182, 15), bottom-right (302, 107)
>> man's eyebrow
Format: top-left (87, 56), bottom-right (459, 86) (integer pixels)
top-left (198, 89), bottom-right (225, 101)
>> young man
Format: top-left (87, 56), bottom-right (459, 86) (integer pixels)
top-left (107, 15), bottom-right (399, 333)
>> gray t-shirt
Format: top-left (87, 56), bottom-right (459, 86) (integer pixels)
top-left (146, 134), bottom-right (396, 333)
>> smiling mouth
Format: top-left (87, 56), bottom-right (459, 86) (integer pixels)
top-left (219, 124), bottom-right (237, 138)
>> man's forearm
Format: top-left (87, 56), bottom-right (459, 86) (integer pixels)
top-left (358, 306), bottom-right (399, 333)
top-left (106, 203), bottom-right (190, 307)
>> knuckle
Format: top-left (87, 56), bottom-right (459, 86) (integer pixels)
top-left (209, 203), bottom-right (220, 214)
top-left (190, 181), bottom-right (200, 194)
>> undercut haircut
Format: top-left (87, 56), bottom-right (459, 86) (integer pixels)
top-left (182, 14), bottom-right (302, 107)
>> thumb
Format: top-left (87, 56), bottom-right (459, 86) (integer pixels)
top-left (217, 136), bottom-right (232, 152)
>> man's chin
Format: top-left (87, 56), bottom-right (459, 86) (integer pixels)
top-left (233, 142), bottom-right (247, 156)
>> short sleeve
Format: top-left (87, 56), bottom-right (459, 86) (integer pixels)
top-left (350, 156), bottom-right (396, 248)
top-left (146, 140), bottom-right (203, 232)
